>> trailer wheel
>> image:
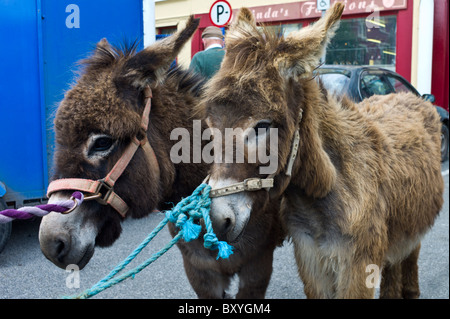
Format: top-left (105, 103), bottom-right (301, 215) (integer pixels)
top-left (0, 198), bottom-right (12, 254)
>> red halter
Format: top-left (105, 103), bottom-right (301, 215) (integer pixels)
top-left (46, 86), bottom-right (159, 217)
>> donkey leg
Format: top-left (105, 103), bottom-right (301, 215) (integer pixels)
top-left (380, 262), bottom-right (402, 298)
top-left (296, 265), bottom-right (331, 299)
top-left (293, 241), bottom-right (335, 298)
top-left (236, 248), bottom-right (274, 299)
top-left (401, 244), bottom-right (421, 299)
top-left (334, 246), bottom-right (384, 299)
top-left (335, 260), bottom-right (378, 299)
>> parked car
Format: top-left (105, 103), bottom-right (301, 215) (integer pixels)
top-left (316, 66), bottom-right (449, 162)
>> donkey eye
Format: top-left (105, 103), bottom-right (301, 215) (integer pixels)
top-left (245, 120), bottom-right (272, 145)
top-left (88, 135), bottom-right (114, 156)
top-left (91, 136), bottom-right (114, 152)
top-left (254, 120), bottom-right (272, 136)
top-left (85, 134), bottom-right (117, 160)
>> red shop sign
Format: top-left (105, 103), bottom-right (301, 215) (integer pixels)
top-left (248, 0), bottom-right (407, 23)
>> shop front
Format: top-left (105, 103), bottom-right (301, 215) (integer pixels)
top-left (192, 0), bottom-right (411, 80)
top-left (155, 0), bottom-right (448, 110)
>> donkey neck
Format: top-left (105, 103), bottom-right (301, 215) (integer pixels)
top-left (289, 79), bottom-right (386, 200)
top-left (288, 79), bottom-right (339, 199)
top-left (146, 78), bottom-right (209, 209)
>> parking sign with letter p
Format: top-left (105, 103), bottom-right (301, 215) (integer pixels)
top-left (209, 0), bottom-right (232, 27)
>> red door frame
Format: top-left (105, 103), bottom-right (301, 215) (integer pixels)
top-left (431, 0), bottom-right (449, 110)
top-left (395, 0), bottom-right (413, 82)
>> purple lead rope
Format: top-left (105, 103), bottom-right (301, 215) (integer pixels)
top-left (0, 192), bottom-right (84, 224)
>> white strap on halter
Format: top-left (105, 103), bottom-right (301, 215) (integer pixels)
top-left (209, 177), bottom-right (274, 198)
top-left (285, 130), bottom-right (300, 177)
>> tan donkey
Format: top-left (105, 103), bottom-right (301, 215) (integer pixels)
top-left (200, 3), bottom-right (444, 298)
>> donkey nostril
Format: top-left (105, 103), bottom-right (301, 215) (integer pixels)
top-left (224, 218), bottom-right (232, 233)
top-left (56, 240), bottom-right (65, 255)
top-left (55, 238), bottom-right (69, 263)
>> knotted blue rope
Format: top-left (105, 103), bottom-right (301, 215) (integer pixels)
top-left (67, 183), bottom-right (233, 299)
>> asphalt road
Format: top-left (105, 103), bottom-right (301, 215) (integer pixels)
top-left (0, 161), bottom-right (448, 300)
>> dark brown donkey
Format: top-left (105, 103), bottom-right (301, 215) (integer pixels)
top-left (38, 17), bottom-right (284, 298)
top-left (199, 3), bottom-right (444, 298)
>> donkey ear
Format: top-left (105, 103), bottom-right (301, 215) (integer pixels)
top-left (96, 38), bottom-right (111, 50)
top-left (226, 8), bottom-right (257, 44)
top-left (80, 38), bottom-right (116, 71)
top-left (274, 2), bottom-right (344, 80)
top-left (235, 7), bottom-right (256, 26)
top-left (121, 16), bottom-right (200, 89)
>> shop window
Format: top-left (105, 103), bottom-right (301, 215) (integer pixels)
top-left (326, 15), bottom-right (397, 70)
top-left (263, 23), bottom-right (302, 37)
top-left (281, 23), bottom-right (302, 37)
top-left (157, 26), bottom-right (177, 37)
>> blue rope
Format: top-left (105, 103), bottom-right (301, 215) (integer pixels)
top-left (66, 183), bottom-right (233, 299)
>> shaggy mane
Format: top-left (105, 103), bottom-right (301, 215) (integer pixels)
top-left (80, 39), bottom-right (141, 71)
top-left (197, 23), bottom-right (284, 116)
top-left (224, 23), bottom-right (282, 76)
top-left (77, 39), bottom-right (205, 97)
top-left (167, 66), bottom-right (206, 97)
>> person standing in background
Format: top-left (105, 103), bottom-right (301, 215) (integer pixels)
top-left (189, 26), bottom-right (225, 79)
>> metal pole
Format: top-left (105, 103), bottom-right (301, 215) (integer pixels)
top-left (416, 0), bottom-right (434, 95)
top-left (321, 9), bottom-right (326, 64)
top-left (143, 0), bottom-right (156, 46)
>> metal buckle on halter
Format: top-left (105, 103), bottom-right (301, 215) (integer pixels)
top-left (243, 178), bottom-right (263, 191)
top-left (90, 179), bottom-right (114, 205)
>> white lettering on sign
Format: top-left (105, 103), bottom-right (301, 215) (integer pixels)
top-left (65, 4), bottom-right (80, 29)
